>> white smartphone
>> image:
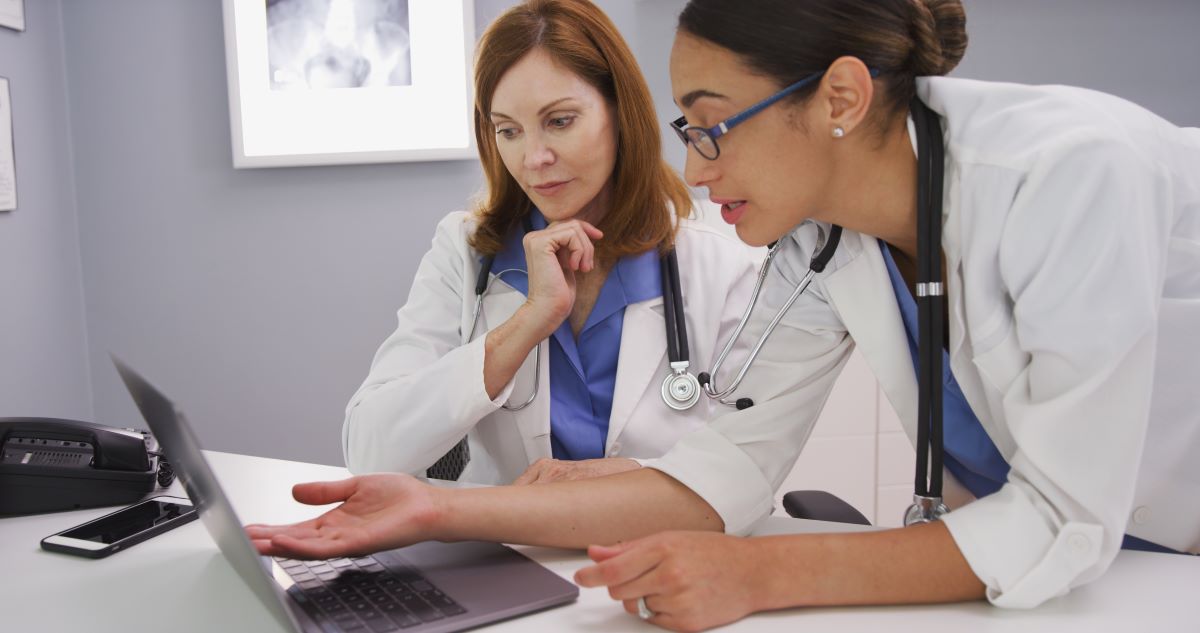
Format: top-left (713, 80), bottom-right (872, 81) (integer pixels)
top-left (41, 495), bottom-right (198, 559)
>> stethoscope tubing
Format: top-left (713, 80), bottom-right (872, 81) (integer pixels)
top-left (700, 223), bottom-right (843, 407)
top-left (906, 96), bottom-right (950, 524)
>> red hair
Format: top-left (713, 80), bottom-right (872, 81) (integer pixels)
top-left (468, 0), bottom-right (691, 261)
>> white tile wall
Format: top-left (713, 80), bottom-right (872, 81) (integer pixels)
top-left (773, 349), bottom-right (916, 528)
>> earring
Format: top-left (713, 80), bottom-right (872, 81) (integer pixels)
top-left (832, 127), bottom-right (846, 138)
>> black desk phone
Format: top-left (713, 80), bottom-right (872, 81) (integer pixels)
top-left (0, 417), bottom-right (176, 516)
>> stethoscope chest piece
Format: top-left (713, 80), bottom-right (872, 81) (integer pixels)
top-left (662, 362), bottom-right (701, 411)
top-left (903, 494), bottom-right (949, 526)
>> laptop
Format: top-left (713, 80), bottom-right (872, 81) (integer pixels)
top-left (112, 357), bottom-right (578, 633)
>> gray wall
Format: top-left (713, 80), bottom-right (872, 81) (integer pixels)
top-left (3, 0), bottom-right (1197, 466)
top-left (0, 0), bottom-right (92, 420)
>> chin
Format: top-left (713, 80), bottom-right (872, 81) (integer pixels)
top-left (733, 222), bottom-right (778, 248)
top-left (533, 200), bottom-right (579, 222)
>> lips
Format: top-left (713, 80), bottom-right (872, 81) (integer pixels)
top-left (531, 180), bottom-right (572, 196)
top-left (711, 197), bottom-right (748, 225)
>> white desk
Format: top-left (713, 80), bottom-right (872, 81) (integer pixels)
top-left (2, 451), bottom-right (1197, 632)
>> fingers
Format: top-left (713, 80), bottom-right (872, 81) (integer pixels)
top-left (526, 220), bottom-right (601, 273)
top-left (292, 478), bottom-right (358, 506)
top-left (268, 533), bottom-right (360, 560)
top-left (245, 522), bottom-right (320, 542)
top-left (586, 541), bottom-right (633, 563)
top-left (511, 459), bottom-right (551, 486)
top-left (574, 539), bottom-right (663, 589)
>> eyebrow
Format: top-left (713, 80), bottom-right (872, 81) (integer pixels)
top-left (678, 89), bottom-right (729, 109)
top-left (489, 97), bottom-right (580, 121)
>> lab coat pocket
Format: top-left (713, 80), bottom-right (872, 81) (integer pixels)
top-left (971, 327), bottom-right (1029, 396)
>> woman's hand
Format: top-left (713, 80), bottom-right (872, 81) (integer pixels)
top-left (512, 457), bottom-right (641, 485)
top-left (521, 219), bottom-right (604, 337)
top-left (574, 531), bottom-right (766, 632)
top-left (245, 473), bottom-right (442, 559)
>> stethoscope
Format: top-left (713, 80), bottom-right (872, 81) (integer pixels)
top-left (469, 215), bottom-right (700, 412)
top-left (697, 222), bottom-right (843, 410)
top-left (695, 97), bottom-right (951, 527)
top-left (902, 96), bottom-right (950, 526)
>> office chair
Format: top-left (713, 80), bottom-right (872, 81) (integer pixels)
top-left (426, 438), bottom-right (469, 481)
top-left (781, 490), bottom-right (871, 526)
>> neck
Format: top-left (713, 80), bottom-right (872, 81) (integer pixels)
top-left (817, 117), bottom-right (920, 261)
top-left (573, 180), bottom-right (614, 228)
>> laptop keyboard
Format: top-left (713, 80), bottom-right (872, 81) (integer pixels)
top-left (277, 555), bottom-right (467, 632)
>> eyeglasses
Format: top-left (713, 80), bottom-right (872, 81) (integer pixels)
top-left (670, 68), bottom-right (879, 160)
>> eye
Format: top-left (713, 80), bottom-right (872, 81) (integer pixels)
top-left (547, 115), bottom-right (576, 129)
top-left (495, 127), bottom-right (519, 140)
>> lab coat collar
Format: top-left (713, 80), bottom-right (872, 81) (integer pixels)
top-left (606, 297), bottom-right (667, 455)
top-left (823, 231), bottom-right (921, 447)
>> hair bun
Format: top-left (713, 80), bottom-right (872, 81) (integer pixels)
top-left (909, 0), bottom-right (967, 76)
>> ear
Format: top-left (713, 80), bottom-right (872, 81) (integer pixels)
top-left (816, 56), bottom-right (875, 137)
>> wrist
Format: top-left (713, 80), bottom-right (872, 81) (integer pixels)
top-left (422, 485), bottom-right (457, 542)
top-left (742, 536), bottom-right (806, 612)
top-left (516, 301), bottom-right (563, 340)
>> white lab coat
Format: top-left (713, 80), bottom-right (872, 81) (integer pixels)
top-left (342, 211), bottom-right (756, 484)
top-left (644, 77), bottom-right (1200, 608)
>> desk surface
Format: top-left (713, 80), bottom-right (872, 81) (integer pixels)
top-left (2, 451), bottom-right (1197, 632)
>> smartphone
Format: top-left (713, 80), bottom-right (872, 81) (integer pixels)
top-left (40, 495), bottom-right (198, 558)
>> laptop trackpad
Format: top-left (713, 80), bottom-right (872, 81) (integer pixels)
top-left (376, 541), bottom-right (578, 625)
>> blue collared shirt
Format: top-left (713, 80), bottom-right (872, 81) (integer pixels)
top-left (491, 210), bottom-right (662, 460)
top-left (878, 240), bottom-right (1011, 498)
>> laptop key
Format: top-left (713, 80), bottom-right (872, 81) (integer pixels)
top-left (423, 592), bottom-right (466, 616)
top-left (363, 616), bottom-right (400, 633)
top-left (290, 587), bottom-right (346, 633)
top-left (408, 580), bottom-right (433, 592)
top-left (367, 593), bottom-right (395, 606)
top-left (397, 595), bottom-right (443, 622)
top-left (380, 603), bottom-right (422, 629)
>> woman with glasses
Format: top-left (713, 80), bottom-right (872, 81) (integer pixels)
top-left (338, 0), bottom-right (757, 488)
top-left (567, 0), bottom-right (1200, 630)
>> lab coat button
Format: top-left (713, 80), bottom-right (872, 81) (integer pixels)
top-left (609, 442), bottom-right (621, 456)
top-left (1068, 533), bottom-right (1091, 555)
top-left (1133, 506), bottom-right (1150, 525)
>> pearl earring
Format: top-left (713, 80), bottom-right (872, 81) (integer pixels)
top-left (832, 127), bottom-right (846, 138)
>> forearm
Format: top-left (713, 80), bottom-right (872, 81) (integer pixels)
top-left (483, 303), bottom-right (554, 399)
top-left (431, 468), bottom-right (724, 548)
top-left (749, 521), bottom-right (985, 609)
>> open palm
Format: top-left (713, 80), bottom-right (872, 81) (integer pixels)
top-left (245, 473), bottom-right (438, 559)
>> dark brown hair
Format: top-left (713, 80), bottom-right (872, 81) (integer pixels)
top-left (678, 0), bottom-right (967, 122)
top-left (468, 0), bottom-right (692, 261)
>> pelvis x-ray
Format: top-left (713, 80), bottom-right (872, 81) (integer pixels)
top-left (266, 0), bottom-right (412, 90)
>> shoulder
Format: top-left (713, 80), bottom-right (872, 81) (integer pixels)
top-left (429, 211), bottom-right (482, 255)
top-left (920, 77), bottom-right (1168, 175)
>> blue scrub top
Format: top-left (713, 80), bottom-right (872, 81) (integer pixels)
top-left (490, 210), bottom-right (662, 460)
top-left (878, 240), bottom-right (1011, 498)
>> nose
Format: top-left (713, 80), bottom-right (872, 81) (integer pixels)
top-left (683, 147), bottom-right (718, 188)
top-left (524, 131), bottom-right (556, 171)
